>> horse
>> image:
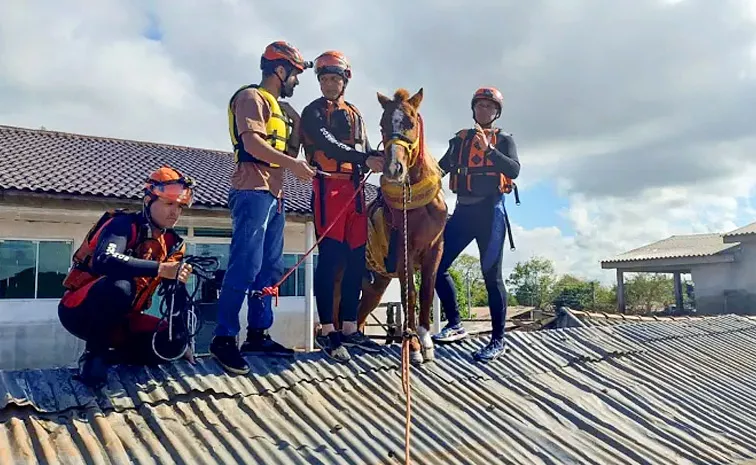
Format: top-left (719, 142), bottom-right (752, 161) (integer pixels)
top-left (330, 88), bottom-right (448, 365)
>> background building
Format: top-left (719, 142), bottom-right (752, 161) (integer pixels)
top-left (601, 227), bottom-right (756, 314)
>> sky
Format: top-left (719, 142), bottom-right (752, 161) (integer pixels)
top-left (2, 0), bottom-right (756, 286)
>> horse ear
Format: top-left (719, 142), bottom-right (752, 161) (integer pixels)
top-left (377, 92), bottom-right (392, 108)
top-left (408, 88), bottom-right (424, 109)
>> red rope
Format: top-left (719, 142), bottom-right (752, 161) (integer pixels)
top-left (254, 170), bottom-right (373, 306)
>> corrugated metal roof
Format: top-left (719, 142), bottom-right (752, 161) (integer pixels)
top-left (552, 308), bottom-right (730, 327)
top-left (3, 315), bottom-right (756, 464)
top-left (724, 222), bottom-right (756, 238)
top-left (601, 233), bottom-right (738, 264)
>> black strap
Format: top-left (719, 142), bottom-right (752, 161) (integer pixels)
top-left (504, 211), bottom-right (515, 250)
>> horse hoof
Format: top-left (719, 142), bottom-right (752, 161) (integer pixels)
top-left (421, 347), bottom-right (435, 363)
top-left (410, 351), bottom-right (423, 366)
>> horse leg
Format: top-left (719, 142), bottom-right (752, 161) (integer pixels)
top-left (418, 239), bottom-right (443, 363)
top-left (407, 271), bottom-right (423, 366)
top-left (356, 273), bottom-right (391, 332)
top-left (398, 250), bottom-right (422, 366)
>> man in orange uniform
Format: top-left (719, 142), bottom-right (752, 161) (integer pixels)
top-left (432, 87), bottom-right (521, 363)
top-left (58, 166), bottom-right (196, 388)
top-left (300, 51), bottom-right (384, 362)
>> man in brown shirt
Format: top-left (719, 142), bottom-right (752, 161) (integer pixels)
top-left (211, 41), bottom-right (316, 375)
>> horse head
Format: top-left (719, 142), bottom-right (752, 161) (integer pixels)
top-left (377, 88), bottom-right (424, 184)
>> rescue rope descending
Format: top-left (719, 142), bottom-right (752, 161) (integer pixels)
top-left (250, 170), bottom-right (373, 303)
top-left (152, 255), bottom-right (220, 361)
top-left (401, 179), bottom-right (414, 465)
top-left (248, 147), bottom-right (418, 462)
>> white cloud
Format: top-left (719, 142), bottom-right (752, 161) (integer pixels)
top-left (1, 0), bottom-right (756, 290)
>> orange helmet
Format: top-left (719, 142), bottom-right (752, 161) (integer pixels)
top-left (144, 166), bottom-right (195, 207)
top-left (471, 87), bottom-right (504, 111)
top-left (260, 41), bottom-right (312, 72)
top-left (314, 51), bottom-right (352, 80)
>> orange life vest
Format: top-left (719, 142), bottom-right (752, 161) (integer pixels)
top-left (62, 210), bottom-right (185, 312)
top-left (303, 98), bottom-right (365, 178)
top-left (448, 128), bottom-right (517, 198)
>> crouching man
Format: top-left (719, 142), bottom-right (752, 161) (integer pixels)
top-left (58, 166), bottom-right (196, 388)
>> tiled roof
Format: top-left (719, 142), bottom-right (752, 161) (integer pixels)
top-left (601, 233), bottom-right (739, 264)
top-left (3, 315), bottom-right (756, 464)
top-left (724, 221), bottom-right (756, 238)
top-left (0, 124), bottom-right (379, 214)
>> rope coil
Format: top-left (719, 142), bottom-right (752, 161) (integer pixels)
top-left (152, 255), bottom-right (219, 361)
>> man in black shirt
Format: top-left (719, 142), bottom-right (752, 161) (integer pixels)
top-left (432, 87), bottom-right (521, 362)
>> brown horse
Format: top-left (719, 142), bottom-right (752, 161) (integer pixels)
top-left (331, 88), bottom-right (447, 365)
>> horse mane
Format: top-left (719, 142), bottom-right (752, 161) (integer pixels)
top-left (415, 113), bottom-right (443, 180)
top-left (418, 140), bottom-right (443, 179)
top-left (393, 88), bottom-right (410, 102)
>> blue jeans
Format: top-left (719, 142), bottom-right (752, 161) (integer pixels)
top-left (215, 189), bottom-right (285, 337)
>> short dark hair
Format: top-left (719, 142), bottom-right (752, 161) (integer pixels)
top-left (260, 58), bottom-right (290, 78)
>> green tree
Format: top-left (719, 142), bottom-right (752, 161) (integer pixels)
top-left (450, 254), bottom-right (487, 317)
top-left (550, 274), bottom-right (594, 310)
top-left (452, 254), bottom-right (483, 282)
top-left (624, 273), bottom-right (674, 314)
top-left (506, 257), bottom-right (556, 309)
top-left (592, 284), bottom-right (617, 312)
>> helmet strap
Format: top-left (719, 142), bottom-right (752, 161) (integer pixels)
top-left (276, 65), bottom-right (295, 99)
top-left (143, 195), bottom-right (167, 234)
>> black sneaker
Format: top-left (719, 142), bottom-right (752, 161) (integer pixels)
top-left (210, 336), bottom-right (250, 375)
top-left (77, 350), bottom-right (110, 389)
top-left (240, 330), bottom-right (295, 357)
top-left (342, 331), bottom-right (383, 353)
top-left (315, 331), bottom-right (351, 363)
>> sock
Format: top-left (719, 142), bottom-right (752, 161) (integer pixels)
top-left (321, 324), bottom-right (336, 336)
top-left (342, 321), bottom-right (357, 336)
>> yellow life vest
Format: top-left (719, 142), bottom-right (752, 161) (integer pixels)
top-left (227, 84), bottom-right (292, 167)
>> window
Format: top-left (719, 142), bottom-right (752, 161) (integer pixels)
top-left (0, 240), bottom-right (73, 299)
top-left (142, 242), bottom-right (315, 355)
top-left (193, 228), bottom-right (233, 238)
top-left (145, 245), bottom-right (314, 316)
top-left (280, 254), bottom-right (318, 297)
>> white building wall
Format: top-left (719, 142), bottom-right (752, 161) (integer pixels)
top-left (690, 241), bottom-right (756, 314)
top-left (0, 204), bottom-right (400, 370)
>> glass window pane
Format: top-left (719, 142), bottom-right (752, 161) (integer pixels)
top-left (297, 254), bottom-right (306, 297)
top-left (37, 241), bottom-right (73, 298)
top-left (0, 240), bottom-right (37, 299)
top-left (193, 228), bottom-right (233, 238)
top-left (191, 243), bottom-right (229, 304)
top-left (294, 254), bottom-right (318, 297)
top-left (279, 254), bottom-right (298, 297)
top-left (192, 243), bottom-right (230, 270)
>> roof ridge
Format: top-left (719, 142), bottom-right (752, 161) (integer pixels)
top-left (0, 123), bottom-right (233, 156)
top-left (604, 232), bottom-right (728, 262)
top-left (667, 232), bottom-right (723, 238)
